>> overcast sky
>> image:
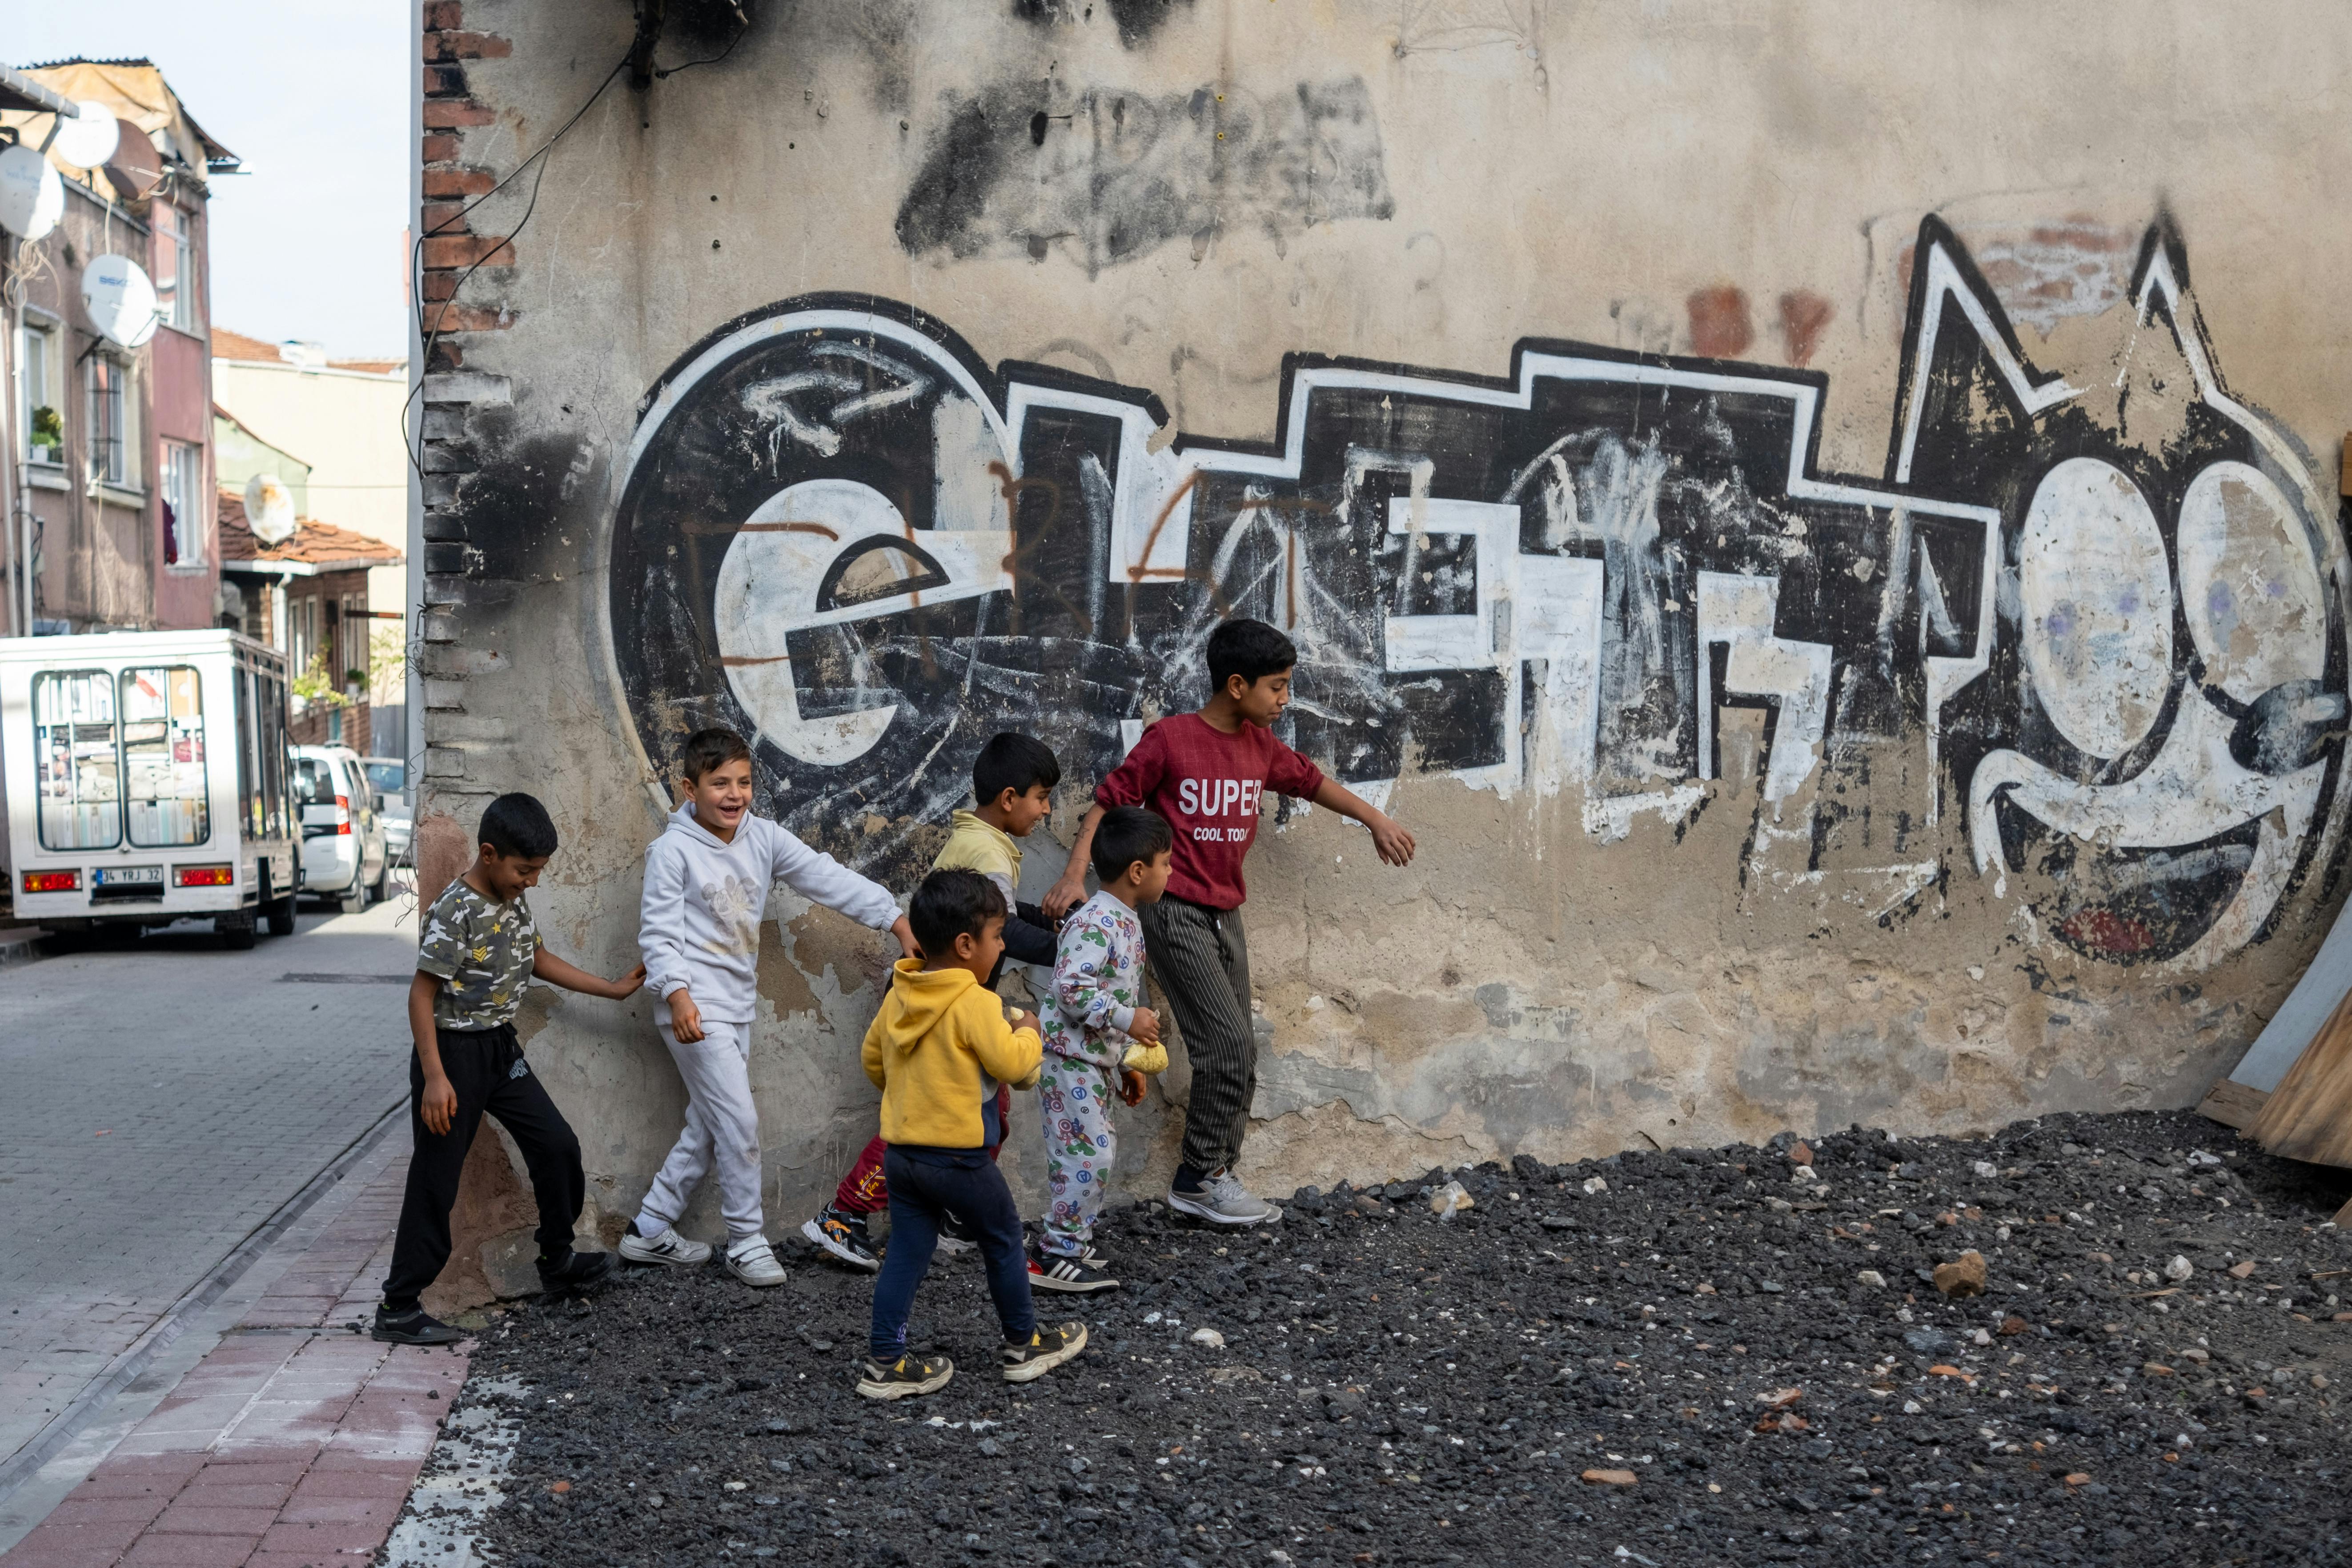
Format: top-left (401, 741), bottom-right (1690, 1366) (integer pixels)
top-left (17, 2), bottom-right (409, 359)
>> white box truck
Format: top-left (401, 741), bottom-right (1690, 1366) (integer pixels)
top-left (0, 630), bottom-right (302, 948)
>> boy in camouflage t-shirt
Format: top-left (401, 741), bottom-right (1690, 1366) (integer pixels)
top-left (375, 793), bottom-right (646, 1345)
top-left (1030, 807), bottom-right (1174, 1294)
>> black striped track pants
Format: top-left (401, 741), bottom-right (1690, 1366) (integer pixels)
top-left (1138, 894), bottom-right (1256, 1175)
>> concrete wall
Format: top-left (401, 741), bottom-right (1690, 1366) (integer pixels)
top-left (413, 0), bottom-right (2352, 1271)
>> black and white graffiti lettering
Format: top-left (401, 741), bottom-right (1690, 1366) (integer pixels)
top-left (604, 217), bottom-right (2349, 970)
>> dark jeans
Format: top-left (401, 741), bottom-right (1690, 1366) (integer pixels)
top-left (382, 1023), bottom-right (585, 1311)
top-left (870, 1145), bottom-right (1034, 1359)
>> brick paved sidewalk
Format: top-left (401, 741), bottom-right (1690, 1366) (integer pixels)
top-left (0, 1154), bottom-right (470, 1568)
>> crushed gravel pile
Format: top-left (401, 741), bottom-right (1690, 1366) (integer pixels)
top-left (441, 1110), bottom-right (2352, 1567)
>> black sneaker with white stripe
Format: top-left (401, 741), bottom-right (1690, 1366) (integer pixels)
top-left (1028, 1247), bottom-right (1119, 1293)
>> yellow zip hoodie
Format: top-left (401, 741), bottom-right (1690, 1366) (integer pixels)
top-left (861, 958), bottom-right (1043, 1148)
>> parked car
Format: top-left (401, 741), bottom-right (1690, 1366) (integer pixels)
top-left (293, 746), bottom-right (390, 912)
top-left (1, 630), bottom-right (302, 949)
top-left (360, 755), bottom-right (413, 866)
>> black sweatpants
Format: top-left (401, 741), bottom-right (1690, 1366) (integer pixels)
top-left (382, 1023), bottom-right (585, 1311)
top-left (1138, 894), bottom-right (1255, 1175)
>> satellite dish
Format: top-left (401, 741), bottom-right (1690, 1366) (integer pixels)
top-left (102, 120), bottom-right (161, 201)
top-left (0, 144), bottom-right (64, 242)
top-left (83, 255), bottom-right (161, 349)
top-left (51, 101), bottom-right (121, 168)
top-left (244, 474), bottom-right (297, 546)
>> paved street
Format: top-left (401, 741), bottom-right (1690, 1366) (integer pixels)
top-left (0, 894), bottom-right (417, 1472)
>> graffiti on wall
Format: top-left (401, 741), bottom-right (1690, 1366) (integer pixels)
top-left (604, 217), bottom-right (2349, 969)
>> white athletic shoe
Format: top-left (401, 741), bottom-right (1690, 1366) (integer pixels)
top-left (725, 1235), bottom-right (788, 1288)
top-left (618, 1223), bottom-right (713, 1267)
top-left (1167, 1168), bottom-right (1283, 1227)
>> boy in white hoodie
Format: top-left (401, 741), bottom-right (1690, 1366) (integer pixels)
top-left (624, 727), bottom-right (917, 1287)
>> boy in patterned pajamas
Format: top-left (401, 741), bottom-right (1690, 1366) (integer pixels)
top-left (1029, 806), bottom-right (1174, 1293)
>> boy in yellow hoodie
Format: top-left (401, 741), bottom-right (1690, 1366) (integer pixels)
top-left (857, 868), bottom-right (1090, 1400)
top-left (805, 733), bottom-right (1060, 1271)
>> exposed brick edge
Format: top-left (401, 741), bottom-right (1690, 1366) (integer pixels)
top-left (417, 0), bottom-right (518, 782)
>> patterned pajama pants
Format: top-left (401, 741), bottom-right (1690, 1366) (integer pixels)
top-left (1036, 1054), bottom-right (1118, 1258)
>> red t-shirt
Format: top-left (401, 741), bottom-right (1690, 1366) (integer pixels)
top-left (1095, 713), bottom-right (1326, 910)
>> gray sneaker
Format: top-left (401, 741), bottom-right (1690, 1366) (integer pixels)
top-left (1166, 1168), bottom-right (1283, 1227)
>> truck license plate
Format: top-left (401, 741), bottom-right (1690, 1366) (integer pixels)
top-left (95, 866), bottom-right (164, 886)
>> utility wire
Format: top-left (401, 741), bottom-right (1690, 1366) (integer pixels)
top-left (404, 52), bottom-right (630, 481)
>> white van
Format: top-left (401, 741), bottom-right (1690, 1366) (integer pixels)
top-left (0, 630), bottom-right (303, 948)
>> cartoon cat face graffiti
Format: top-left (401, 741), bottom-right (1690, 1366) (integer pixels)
top-left (1900, 235), bottom-right (2349, 966)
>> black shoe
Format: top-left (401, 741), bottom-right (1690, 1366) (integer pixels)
top-left (936, 1209), bottom-right (979, 1255)
top-left (372, 1305), bottom-right (466, 1345)
top-left (1001, 1320), bottom-right (1088, 1383)
top-left (537, 1249), bottom-right (619, 1295)
top-left (857, 1351), bottom-right (955, 1400)
top-left (1029, 1247), bottom-right (1120, 1293)
top-left (800, 1207), bottom-right (881, 1272)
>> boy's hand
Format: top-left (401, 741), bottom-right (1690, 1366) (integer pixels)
top-left (1043, 869), bottom-right (1088, 923)
top-left (1126, 1006), bottom-right (1161, 1047)
top-left (1367, 812), bottom-right (1417, 867)
top-left (609, 962), bottom-right (647, 1000)
top-left (1118, 1067), bottom-right (1147, 1107)
top-left (670, 988), bottom-right (705, 1043)
top-left (421, 1072), bottom-right (459, 1137)
top-left (1006, 1007), bottom-right (1039, 1034)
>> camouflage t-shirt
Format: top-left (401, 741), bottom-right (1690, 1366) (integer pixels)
top-left (417, 877), bottom-right (540, 1030)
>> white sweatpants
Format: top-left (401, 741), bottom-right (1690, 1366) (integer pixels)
top-left (634, 1020), bottom-right (765, 1244)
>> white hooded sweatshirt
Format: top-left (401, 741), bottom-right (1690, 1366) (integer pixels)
top-left (639, 802), bottom-right (901, 1025)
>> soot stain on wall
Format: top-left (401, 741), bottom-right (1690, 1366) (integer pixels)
top-left (895, 76), bottom-right (1394, 271)
top-left (1011, 0), bottom-right (1195, 50)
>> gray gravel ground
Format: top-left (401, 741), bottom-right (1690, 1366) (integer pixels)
top-left (433, 1109), bottom-right (2352, 1567)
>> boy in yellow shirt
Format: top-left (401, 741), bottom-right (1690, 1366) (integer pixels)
top-left (856, 868), bottom-right (1090, 1400)
top-left (804, 732), bottom-right (1059, 1271)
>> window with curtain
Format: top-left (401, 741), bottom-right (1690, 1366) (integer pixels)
top-left (21, 318), bottom-right (61, 466)
top-left (162, 441), bottom-right (204, 566)
top-left (172, 227), bottom-right (197, 332)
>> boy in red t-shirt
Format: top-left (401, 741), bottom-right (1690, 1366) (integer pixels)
top-left (1044, 618), bottom-right (1415, 1224)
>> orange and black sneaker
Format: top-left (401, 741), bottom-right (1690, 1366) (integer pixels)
top-left (857, 1351), bottom-right (954, 1400)
top-left (800, 1206), bottom-right (880, 1272)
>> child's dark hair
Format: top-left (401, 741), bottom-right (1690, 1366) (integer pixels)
top-left (679, 726), bottom-right (752, 782)
top-left (1091, 805), bottom-right (1172, 884)
top-left (479, 792), bottom-right (558, 860)
top-left (909, 868), bottom-right (1007, 957)
top-left (1206, 617), bottom-right (1298, 694)
top-left (972, 732), bottom-right (1061, 807)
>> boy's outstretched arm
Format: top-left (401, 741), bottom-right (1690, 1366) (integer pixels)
top-left (1309, 777), bottom-right (1417, 866)
top-left (409, 972), bottom-right (458, 1136)
top-left (765, 823), bottom-right (919, 956)
top-left (1043, 803), bottom-right (1106, 921)
top-left (532, 946), bottom-right (648, 1000)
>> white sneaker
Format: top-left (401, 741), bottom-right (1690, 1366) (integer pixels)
top-left (1167, 1168), bottom-right (1283, 1226)
top-left (725, 1236), bottom-right (787, 1288)
top-left (618, 1223), bottom-right (712, 1268)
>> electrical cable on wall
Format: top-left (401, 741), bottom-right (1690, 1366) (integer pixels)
top-left (403, 52), bottom-right (630, 480)
top-left (405, 4), bottom-right (757, 480)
